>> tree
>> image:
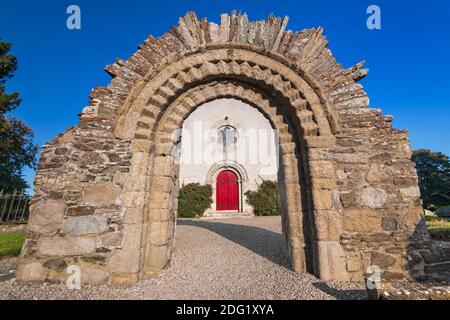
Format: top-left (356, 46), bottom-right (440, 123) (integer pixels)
top-left (0, 39), bottom-right (39, 193)
top-left (412, 149), bottom-right (450, 209)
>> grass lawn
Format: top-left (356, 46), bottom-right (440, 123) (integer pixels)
top-left (426, 216), bottom-right (450, 240)
top-left (0, 232), bottom-right (25, 257)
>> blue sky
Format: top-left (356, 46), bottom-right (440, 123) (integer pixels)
top-left (1, 0), bottom-right (449, 191)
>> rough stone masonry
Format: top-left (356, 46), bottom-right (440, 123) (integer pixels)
top-left (16, 11), bottom-right (450, 285)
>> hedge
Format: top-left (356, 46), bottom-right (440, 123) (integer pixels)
top-left (178, 183), bottom-right (212, 218)
top-left (245, 180), bottom-right (280, 216)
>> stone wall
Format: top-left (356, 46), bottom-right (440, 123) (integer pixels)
top-left (18, 119), bottom-right (133, 283)
top-left (331, 108), bottom-right (426, 281)
top-left (16, 11), bottom-right (448, 285)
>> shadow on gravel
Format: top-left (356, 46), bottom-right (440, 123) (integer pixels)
top-left (312, 282), bottom-right (368, 300)
top-left (177, 219), bottom-right (289, 269)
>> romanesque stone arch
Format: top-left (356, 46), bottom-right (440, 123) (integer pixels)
top-left (205, 161), bottom-right (249, 185)
top-left (17, 11), bottom-right (429, 285)
top-left (139, 78), bottom-right (316, 276)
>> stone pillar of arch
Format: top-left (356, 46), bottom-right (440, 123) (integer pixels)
top-left (16, 11), bottom-right (429, 285)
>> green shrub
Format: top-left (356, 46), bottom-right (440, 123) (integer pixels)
top-left (178, 183), bottom-right (212, 218)
top-left (436, 205), bottom-right (450, 218)
top-left (245, 180), bottom-right (280, 216)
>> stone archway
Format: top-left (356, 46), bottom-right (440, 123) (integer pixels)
top-left (138, 78), bottom-right (318, 278)
top-left (17, 11), bottom-right (427, 285)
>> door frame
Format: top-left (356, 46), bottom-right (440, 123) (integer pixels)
top-left (206, 163), bottom-right (247, 213)
top-left (215, 169), bottom-right (240, 212)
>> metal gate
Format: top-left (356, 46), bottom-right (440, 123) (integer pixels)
top-left (0, 190), bottom-right (30, 224)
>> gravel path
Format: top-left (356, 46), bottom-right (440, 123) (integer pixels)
top-left (0, 216), bottom-right (366, 300)
top-left (0, 257), bottom-right (18, 275)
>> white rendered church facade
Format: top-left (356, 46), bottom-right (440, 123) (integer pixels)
top-left (178, 98), bottom-right (279, 215)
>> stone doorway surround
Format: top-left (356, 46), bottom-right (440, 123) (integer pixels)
top-left (17, 11), bottom-right (431, 285)
top-left (205, 161), bottom-right (248, 215)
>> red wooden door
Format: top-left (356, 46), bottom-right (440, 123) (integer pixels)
top-left (216, 170), bottom-right (239, 211)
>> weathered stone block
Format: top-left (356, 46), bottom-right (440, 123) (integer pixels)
top-left (346, 257), bottom-right (362, 272)
top-left (304, 136), bottom-right (336, 148)
top-left (55, 148), bottom-right (68, 155)
top-left (151, 176), bottom-right (173, 192)
top-left (113, 171), bottom-right (127, 187)
top-left (153, 156), bottom-right (174, 176)
top-left (312, 189), bottom-right (333, 210)
top-left (369, 152), bottom-right (392, 162)
top-left (126, 177), bottom-right (147, 192)
top-left (146, 244), bottom-right (170, 272)
top-left (393, 176), bottom-right (417, 187)
top-left (361, 187), bottom-right (387, 208)
top-left (309, 161), bottom-right (335, 179)
top-left (27, 199), bottom-right (65, 234)
top-left (100, 232), bottom-right (123, 247)
top-left (149, 221), bottom-right (169, 246)
top-left (371, 252), bottom-right (397, 268)
top-left (130, 139), bottom-right (153, 153)
top-left (381, 217), bottom-right (397, 231)
top-left (289, 236), bottom-right (307, 272)
top-left (150, 191), bottom-right (170, 209)
top-left (330, 153), bottom-right (369, 164)
top-left (364, 233), bottom-right (392, 242)
top-left (340, 192), bottom-right (360, 208)
top-left (343, 209), bottom-right (382, 233)
top-left (314, 210), bottom-right (343, 241)
top-left (43, 258), bottom-right (68, 272)
top-left (80, 263), bottom-right (110, 285)
top-left (316, 241), bottom-right (349, 281)
top-left (84, 182), bottom-right (120, 205)
top-left (366, 164), bottom-right (391, 184)
top-left (399, 186), bottom-right (421, 198)
top-left (128, 151), bottom-right (150, 176)
top-left (80, 152), bottom-right (104, 165)
top-left (123, 207), bottom-right (144, 224)
top-left (17, 262), bottom-right (47, 282)
top-left (151, 209), bottom-right (171, 222)
top-left (67, 206), bottom-right (96, 216)
top-left (311, 178), bottom-right (337, 190)
top-left (121, 191), bottom-right (146, 208)
top-left (108, 224), bottom-right (142, 274)
top-left (38, 236), bottom-right (96, 256)
top-left (61, 216), bottom-right (108, 236)
top-left (283, 183), bottom-right (301, 212)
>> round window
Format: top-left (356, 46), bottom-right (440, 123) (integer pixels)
top-left (217, 126), bottom-right (238, 147)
